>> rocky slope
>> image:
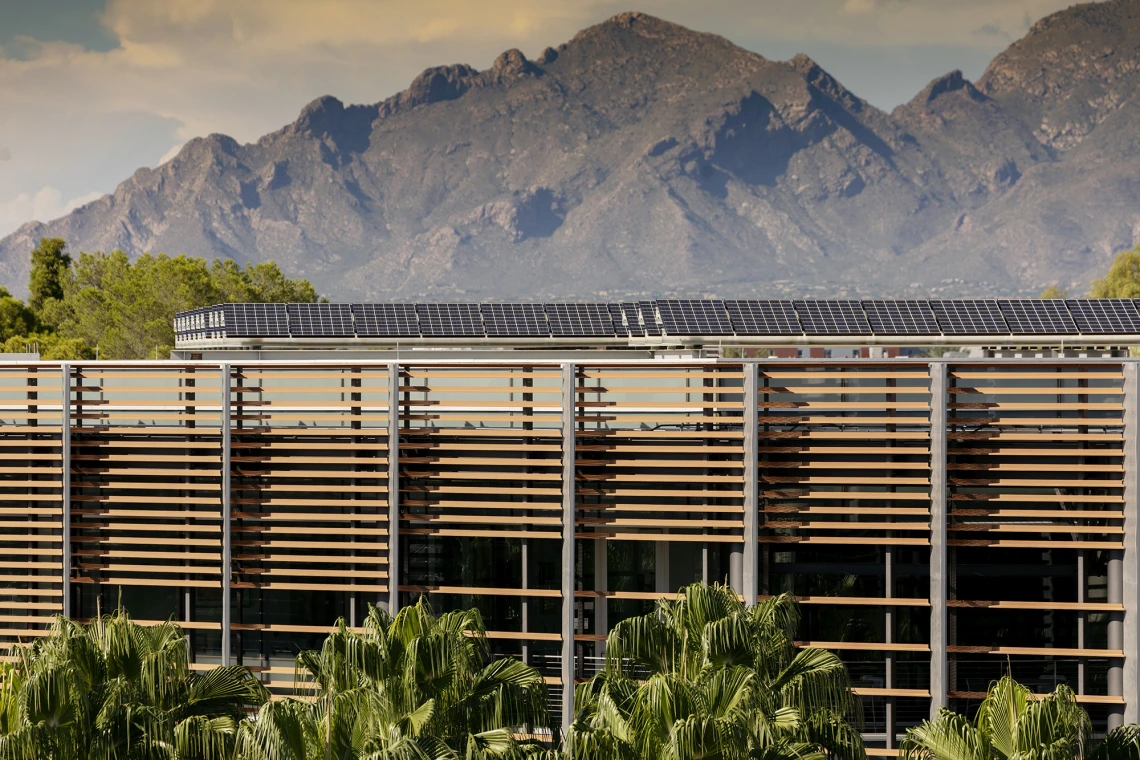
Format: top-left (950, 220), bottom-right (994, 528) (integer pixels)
top-left (2, 2), bottom-right (1139, 300)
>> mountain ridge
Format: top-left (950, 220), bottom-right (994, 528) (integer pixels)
top-left (3, 3), bottom-right (1139, 300)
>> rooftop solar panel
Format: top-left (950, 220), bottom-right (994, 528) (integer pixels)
top-left (480, 303), bottom-right (548, 337)
top-left (545, 304), bottom-right (615, 337)
top-left (724, 300), bottom-right (801, 335)
top-left (657, 300), bottom-right (733, 335)
top-left (863, 300), bottom-right (941, 335)
top-left (352, 304), bottom-right (420, 337)
top-left (640, 301), bottom-right (662, 336)
top-left (998, 299), bottom-right (1078, 334)
top-left (1066, 299), bottom-right (1140, 334)
top-left (222, 303), bottom-right (290, 338)
top-left (929, 300), bottom-right (1008, 335)
top-left (793, 300), bottom-right (871, 335)
top-left (416, 303), bottom-right (483, 337)
top-left (287, 303), bottom-right (354, 337)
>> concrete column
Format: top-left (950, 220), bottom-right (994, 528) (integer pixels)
top-left (729, 549), bottom-right (743, 595)
top-left (560, 363), bottom-right (577, 735)
top-left (655, 541), bottom-right (670, 595)
top-left (388, 364), bottom-right (401, 614)
top-left (220, 363), bottom-right (231, 666)
top-left (1110, 552), bottom-right (1125, 729)
top-left (595, 539), bottom-right (607, 657)
top-left (60, 363), bottom-right (71, 618)
top-left (1123, 363), bottom-right (1139, 724)
top-left (928, 362), bottom-right (948, 719)
top-left (743, 362), bottom-right (759, 606)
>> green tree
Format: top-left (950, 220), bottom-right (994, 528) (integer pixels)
top-left (236, 598), bottom-right (550, 760)
top-left (0, 286), bottom-right (37, 341)
top-left (901, 675), bottom-right (1140, 760)
top-left (1, 332), bottom-right (93, 360)
top-left (45, 250), bottom-right (319, 359)
top-left (0, 610), bottom-right (267, 759)
top-left (28, 237), bottom-right (71, 317)
top-left (1040, 286), bottom-right (1069, 299)
top-left (1089, 246), bottom-right (1140, 298)
top-left (564, 582), bottom-right (864, 760)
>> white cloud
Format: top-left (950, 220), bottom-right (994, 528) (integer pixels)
top-left (0, 187), bottom-right (103, 238)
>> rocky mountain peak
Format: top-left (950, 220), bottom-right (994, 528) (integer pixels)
top-left (1, 7), bottom-right (1138, 302)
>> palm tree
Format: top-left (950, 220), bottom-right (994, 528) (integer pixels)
top-left (0, 609), bottom-right (268, 759)
top-left (565, 582), bottom-right (865, 760)
top-left (901, 675), bottom-right (1140, 760)
top-left (236, 596), bottom-right (551, 760)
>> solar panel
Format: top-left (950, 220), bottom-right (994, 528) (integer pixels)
top-left (607, 304), bottom-right (632, 337)
top-left (863, 300), bottom-right (941, 334)
top-left (222, 303), bottom-right (290, 338)
top-left (416, 303), bottom-right (483, 337)
top-left (640, 301), bottom-right (662, 336)
top-left (545, 304), bottom-right (616, 337)
top-left (793, 300), bottom-right (871, 335)
top-left (287, 303), bottom-right (354, 337)
top-left (618, 303), bottom-right (646, 337)
top-left (929, 300), bottom-right (1008, 335)
top-left (724, 300), bottom-right (801, 335)
top-left (352, 304), bottom-right (420, 337)
top-left (998, 299), bottom-right (1077, 334)
top-left (657, 300), bottom-right (733, 335)
top-left (480, 303), bottom-right (548, 337)
top-left (1066, 299), bottom-right (1140, 334)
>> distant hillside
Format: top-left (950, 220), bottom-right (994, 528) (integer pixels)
top-left (3, 2), bottom-right (1140, 300)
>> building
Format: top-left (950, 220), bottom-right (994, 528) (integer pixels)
top-left (3, 298), bottom-right (1140, 751)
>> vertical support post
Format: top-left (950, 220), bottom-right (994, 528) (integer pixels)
top-left (521, 538), bottom-right (530, 664)
top-left (60, 363), bottom-right (71, 618)
top-left (655, 541), bottom-right (670, 594)
top-left (1123, 363), bottom-right (1139, 724)
top-left (885, 544), bottom-right (895, 749)
top-left (928, 361), bottom-right (948, 719)
top-left (595, 539), bottom-right (607, 657)
top-left (561, 363), bottom-right (577, 735)
top-left (388, 364), bottom-right (401, 615)
top-left (743, 362), bottom-right (758, 605)
top-left (220, 363), bottom-right (231, 666)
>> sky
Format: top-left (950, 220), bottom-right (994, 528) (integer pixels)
top-left (0, 0), bottom-right (1100, 239)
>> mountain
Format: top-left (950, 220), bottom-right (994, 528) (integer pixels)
top-left (2, 3), bottom-right (1139, 300)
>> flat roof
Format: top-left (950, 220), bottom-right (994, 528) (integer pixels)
top-left (172, 298), bottom-right (1140, 348)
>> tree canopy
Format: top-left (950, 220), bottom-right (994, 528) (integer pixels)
top-left (1089, 245), bottom-right (1140, 298)
top-left (0, 238), bottom-right (320, 359)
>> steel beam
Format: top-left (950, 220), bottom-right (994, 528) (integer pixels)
top-left (220, 363), bottom-right (232, 666)
top-left (743, 362), bottom-right (759, 605)
top-left (561, 362), bottom-right (577, 736)
top-left (928, 362), bottom-right (948, 719)
top-left (1123, 363), bottom-right (1139, 724)
top-left (60, 363), bottom-right (71, 618)
top-left (388, 363), bottom-right (401, 615)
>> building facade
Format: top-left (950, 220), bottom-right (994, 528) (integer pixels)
top-left (0, 353), bottom-right (1137, 749)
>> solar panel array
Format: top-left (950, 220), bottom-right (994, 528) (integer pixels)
top-left (351, 304), bottom-right (419, 337)
top-left (864, 300), bottom-right (940, 334)
top-left (795, 300), bottom-right (872, 335)
top-left (287, 303), bottom-right (354, 337)
top-left (175, 299), bottom-right (1140, 341)
top-left (481, 304), bottom-right (547, 337)
top-left (657, 300), bottom-right (733, 335)
top-left (545, 304), bottom-right (615, 337)
top-left (417, 303), bottom-right (483, 337)
top-left (724, 300), bottom-right (801, 335)
top-left (928, 300), bottom-right (1007, 335)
